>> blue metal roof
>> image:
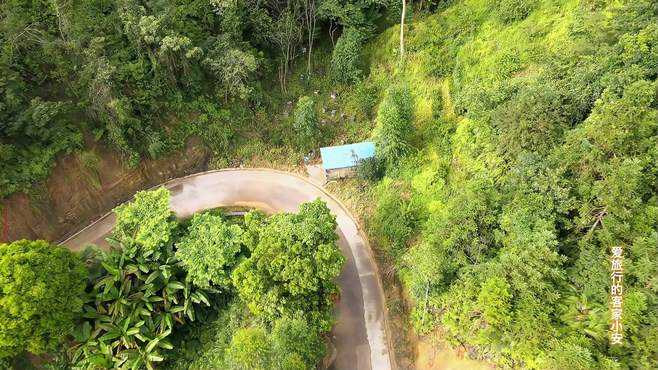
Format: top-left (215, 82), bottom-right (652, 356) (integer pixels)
top-left (320, 142), bottom-right (375, 170)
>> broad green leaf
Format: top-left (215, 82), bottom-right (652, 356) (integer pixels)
top-left (145, 338), bottom-right (160, 353)
top-left (125, 264), bottom-right (140, 274)
top-left (166, 281), bottom-right (185, 290)
top-left (169, 306), bottom-right (185, 313)
top-left (157, 339), bottom-right (173, 350)
top-left (157, 329), bottom-right (171, 340)
top-left (186, 305), bottom-right (195, 321)
top-left (88, 354), bottom-right (113, 367)
top-left (99, 329), bottom-right (122, 341)
top-left (134, 333), bottom-right (149, 342)
top-left (145, 271), bottom-right (160, 285)
top-left (73, 321), bottom-right (92, 342)
top-left (94, 275), bottom-right (114, 291)
top-left (191, 291), bottom-right (210, 306)
top-left (130, 357), bottom-right (144, 370)
top-left (101, 262), bottom-right (120, 277)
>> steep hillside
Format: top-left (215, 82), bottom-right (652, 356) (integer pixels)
top-left (349, 0), bottom-right (657, 368)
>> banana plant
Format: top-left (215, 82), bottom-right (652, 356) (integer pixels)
top-left (71, 236), bottom-right (210, 369)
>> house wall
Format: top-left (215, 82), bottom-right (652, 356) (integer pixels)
top-left (326, 167), bottom-right (357, 180)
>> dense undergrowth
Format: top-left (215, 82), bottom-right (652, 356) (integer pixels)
top-left (1, 189), bottom-right (343, 370)
top-left (359, 0), bottom-right (657, 368)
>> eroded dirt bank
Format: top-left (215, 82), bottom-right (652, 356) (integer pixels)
top-left (1, 138), bottom-right (209, 243)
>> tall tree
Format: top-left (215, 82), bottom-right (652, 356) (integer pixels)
top-left (265, 1), bottom-right (305, 92)
top-left (303, 0), bottom-right (317, 79)
top-left (0, 240), bottom-right (87, 357)
top-left (330, 27), bottom-right (363, 83)
top-left (176, 213), bottom-right (243, 289)
top-left (112, 187), bottom-right (176, 253)
top-left (232, 199), bottom-right (344, 331)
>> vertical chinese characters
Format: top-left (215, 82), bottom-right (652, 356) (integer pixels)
top-left (610, 246), bottom-right (623, 345)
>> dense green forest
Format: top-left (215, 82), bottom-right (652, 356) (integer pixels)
top-left (1, 189), bottom-right (343, 369)
top-left (1, 0), bottom-right (657, 369)
top-left (0, 0), bottom-right (396, 198)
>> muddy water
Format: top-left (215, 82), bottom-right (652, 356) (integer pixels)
top-left (63, 169), bottom-right (392, 370)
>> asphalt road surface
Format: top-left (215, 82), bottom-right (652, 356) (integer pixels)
top-left (62, 169), bottom-right (392, 370)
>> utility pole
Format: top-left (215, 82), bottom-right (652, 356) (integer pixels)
top-left (400, 0), bottom-right (406, 59)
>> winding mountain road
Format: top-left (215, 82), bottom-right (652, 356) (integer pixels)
top-left (62, 169), bottom-right (392, 370)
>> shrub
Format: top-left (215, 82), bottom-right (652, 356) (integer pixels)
top-left (496, 0), bottom-right (536, 23)
top-left (372, 181), bottom-right (418, 260)
top-left (347, 79), bottom-right (381, 120)
top-left (293, 96), bottom-right (320, 151)
top-left (165, 299), bottom-right (250, 369)
top-left (226, 327), bottom-right (272, 370)
top-left (0, 131), bottom-right (82, 199)
top-left (331, 28), bottom-right (364, 83)
top-left (375, 85), bottom-right (414, 167)
top-left (223, 317), bottom-right (325, 370)
top-left (271, 317), bottom-right (325, 369)
top-left (491, 80), bottom-right (572, 158)
top-left (0, 240), bottom-right (87, 357)
top-left (195, 103), bottom-right (233, 156)
top-left (78, 150), bottom-right (99, 171)
top-left (357, 156), bottom-right (384, 182)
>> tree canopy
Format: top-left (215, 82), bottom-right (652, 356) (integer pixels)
top-left (233, 199), bottom-right (344, 331)
top-left (113, 187), bottom-right (176, 253)
top-left (0, 240), bottom-right (86, 358)
top-left (176, 213), bottom-right (243, 289)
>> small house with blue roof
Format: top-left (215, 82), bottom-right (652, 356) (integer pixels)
top-left (320, 141), bottom-right (375, 180)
